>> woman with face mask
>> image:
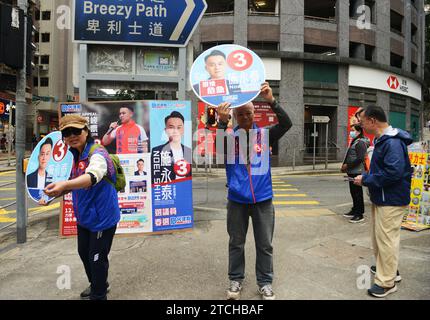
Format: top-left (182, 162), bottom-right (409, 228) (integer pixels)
top-left (341, 124), bottom-right (370, 223)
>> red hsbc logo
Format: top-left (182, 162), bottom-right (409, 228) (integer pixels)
top-left (387, 76), bottom-right (399, 90)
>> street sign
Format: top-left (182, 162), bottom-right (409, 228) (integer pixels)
top-left (73, 0), bottom-right (207, 47)
top-left (312, 116), bottom-right (330, 123)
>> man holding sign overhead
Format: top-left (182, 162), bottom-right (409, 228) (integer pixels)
top-left (217, 82), bottom-right (292, 300)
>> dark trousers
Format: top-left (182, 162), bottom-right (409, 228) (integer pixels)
top-left (227, 199), bottom-right (275, 287)
top-left (348, 173), bottom-right (364, 216)
top-left (77, 224), bottom-right (116, 300)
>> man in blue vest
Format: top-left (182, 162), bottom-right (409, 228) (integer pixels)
top-left (216, 82), bottom-right (292, 300)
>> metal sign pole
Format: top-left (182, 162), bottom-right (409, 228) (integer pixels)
top-left (7, 102), bottom-right (12, 166)
top-left (313, 122), bottom-right (316, 170)
top-left (16, 0), bottom-right (29, 244)
top-left (325, 123), bottom-right (329, 170)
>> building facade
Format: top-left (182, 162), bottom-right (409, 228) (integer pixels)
top-left (32, 0), bottom-right (74, 136)
top-left (191, 0), bottom-right (426, 165)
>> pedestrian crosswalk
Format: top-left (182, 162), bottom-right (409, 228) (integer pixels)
top-left (272, 176), bottom-right (322, 212)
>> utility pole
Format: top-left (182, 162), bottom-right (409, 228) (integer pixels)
top-left (7, 102), bottom-right (13, 166)
top-left (16, 0), bottom-right (28, 244)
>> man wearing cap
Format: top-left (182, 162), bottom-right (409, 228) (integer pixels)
top-left (151, 111), bottom-right (192, 184)
top-left (102, 105), bottom-right (148, 154)
top-left (44, 114), bottom-right (120, 300)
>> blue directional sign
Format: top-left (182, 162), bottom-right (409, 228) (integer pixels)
top-left (74, 0), bottom-right (207, 47)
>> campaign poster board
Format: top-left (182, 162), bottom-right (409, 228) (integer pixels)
top-left (58, 100), bottom-right (193, 237)
top-left (402, 144), bottom-right (430, 231)
top-left (347, 106), bottom-right (374, 146)
top-left (190, 44), bottom-right (266, 108)
top-left (26, 132), bottom-right (73, 204)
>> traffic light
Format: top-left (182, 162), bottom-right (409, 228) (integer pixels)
top-left (207, 106), bottom-right (217, 127)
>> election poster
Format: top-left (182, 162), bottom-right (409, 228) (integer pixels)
top-left (58, 100), bottom-right (193, 237)
top-left (26, 131), bottom-right (73, 205)
top-left (402, 142), bottom-right (430, 231)
top-left (149, 101), bottom-right (193, 232)
top-left (190, 44), bottom-right (266, 108)
top-left (347, 106), bottom-right (374, 146)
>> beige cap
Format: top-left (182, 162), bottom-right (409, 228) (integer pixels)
top-left (59, 114), bottom-right (88, 131)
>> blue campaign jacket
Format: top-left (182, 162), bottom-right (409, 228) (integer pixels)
top-left (226, 123), bottom-right (273, 204)
top-left (362, 127), bottom-right (413, 206)
top-left (70, 141), bottom-right (120, 232)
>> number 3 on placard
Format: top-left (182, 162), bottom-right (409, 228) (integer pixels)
top-left (227, 50), bottom-right (253, 71)
top-left (53, 139), bottom-right (67, 162)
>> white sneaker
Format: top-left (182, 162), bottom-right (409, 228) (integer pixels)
top-left (258, 284), bottom-right (276, 300)
top-left (226, 281), bottom-right (242, 300)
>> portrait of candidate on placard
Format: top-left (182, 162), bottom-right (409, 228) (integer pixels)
top-left (26, 132), bottom-right (73, 205)
top-left (151, 110), bottom-right (192, 184)
top-left (190, 44), bottom-right (266, 108)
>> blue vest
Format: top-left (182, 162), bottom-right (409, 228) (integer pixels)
top-left (226, 124), bottom-right (273, 204)
top-left (70, 142), bottom-right (120, 232)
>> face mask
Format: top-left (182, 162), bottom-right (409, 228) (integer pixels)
top-left (350, 131), bottom-right (358, 139)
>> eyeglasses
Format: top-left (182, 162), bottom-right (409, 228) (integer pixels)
top-left (61, 127), bottom-right (83, 138)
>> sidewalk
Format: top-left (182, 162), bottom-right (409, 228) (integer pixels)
top-left (0, 203), bottom-right (429, 300)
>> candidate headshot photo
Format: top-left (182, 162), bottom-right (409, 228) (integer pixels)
top-left (26, 137), bottom-right (53, 189)
top-left (193, 49), bottom-right (241, 96)
top-left (151, 111), bottom-right (192, 183)
top-left (134, 158), bottom-right (147, 176)
top-left (101, 105), bottom-right (148, 154)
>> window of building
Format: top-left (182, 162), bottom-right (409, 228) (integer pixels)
top-left (411, 62), bottom-right (418, 74)
top-left (41, 11), bottom-right (51, 20)
top-left (304, 62), bottom-right (338, 83)
top-left (365, 45), bottom-right (375, 62)
top-left (41, 33), bottom-right (50, 42)
top-left (33, 77), bottom-right (38, 87)
top-left (35, 31), bottom-right (39, 43)
top-left (411, 24), bottom-right (418, 44)
top-left (248, 41), bottom-right (279, 51)
top-left (349, 42), bottom-right (362, 59)
top-left (304, 0), bottom-right (336, 22)
top-left (35, 10), bottom-right (40, 21)
top-left (390, 52), bottom-right (403, 69)
top-left (248, 0), bottom-right (278, 15)
top-left (390, 10), bottom-right (403, 35)
top-left (304, 44), bottom-right (337, 56)
top-left (40, 55), bottom-right (49, 64)
top-left (40, 77), bottom-right (49, 87)
top-left (205, 0), bottom-right (234, 14)
top-left (201, 41), bottom-right (233, 52)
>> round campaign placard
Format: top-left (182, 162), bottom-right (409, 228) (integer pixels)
top-left (190, 44), bottom-right (266, 108)
top-left (26, 131), bottom-right (73, 204)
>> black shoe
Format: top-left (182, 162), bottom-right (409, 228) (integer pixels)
top-left (80, 283), bottom-right (111, 300)
top-left (370, 266), bottom-right (402, 282)
top-left (343, 210), bottom-right (355, 218)
top-left (349, 215), bottom-right (364, 223)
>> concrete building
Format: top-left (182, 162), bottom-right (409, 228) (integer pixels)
top-left (191, 0), bottom-right (426, 165)
top-left (32, 0), bottom-right (74, 136)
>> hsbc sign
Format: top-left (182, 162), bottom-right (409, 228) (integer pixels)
top-left (387, 76), bottom-right (399, 90)
top-left (349, 66), bottom-right (421, 101)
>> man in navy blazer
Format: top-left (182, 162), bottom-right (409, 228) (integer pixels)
top-left (27, 138), bottom-right (53, 189)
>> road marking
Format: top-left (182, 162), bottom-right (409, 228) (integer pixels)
top-left (0, 202), bottom-right (60, 215)
top-left (275, 208), bottom-right (335, 217)
top-left (274, 194), bottom-right (307, 197)
top-left (272, 181), bottom-right (288, 184)
top-left (0, 171), bottom-right (15, 176)
top-left (272, 184), bottom-right (292, 187)
top-left (0, 180), bottom-right (15, 183)
top-left (0, 188), bottom-right (15, 191)
top-left (0, 198), bottom-right (16, 201)
top-left (273, 200), bottom-right (319, 205)
top-left (273, 188), bottom-right (298, 192)
top-left (0, 217), bottom-right (15, 223)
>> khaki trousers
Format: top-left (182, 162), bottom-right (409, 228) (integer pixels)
top-left (371, 204), bottom-right (407, 288)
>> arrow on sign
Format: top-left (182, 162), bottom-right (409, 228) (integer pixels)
top-left (170, 0), bottom-right (196, 41)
